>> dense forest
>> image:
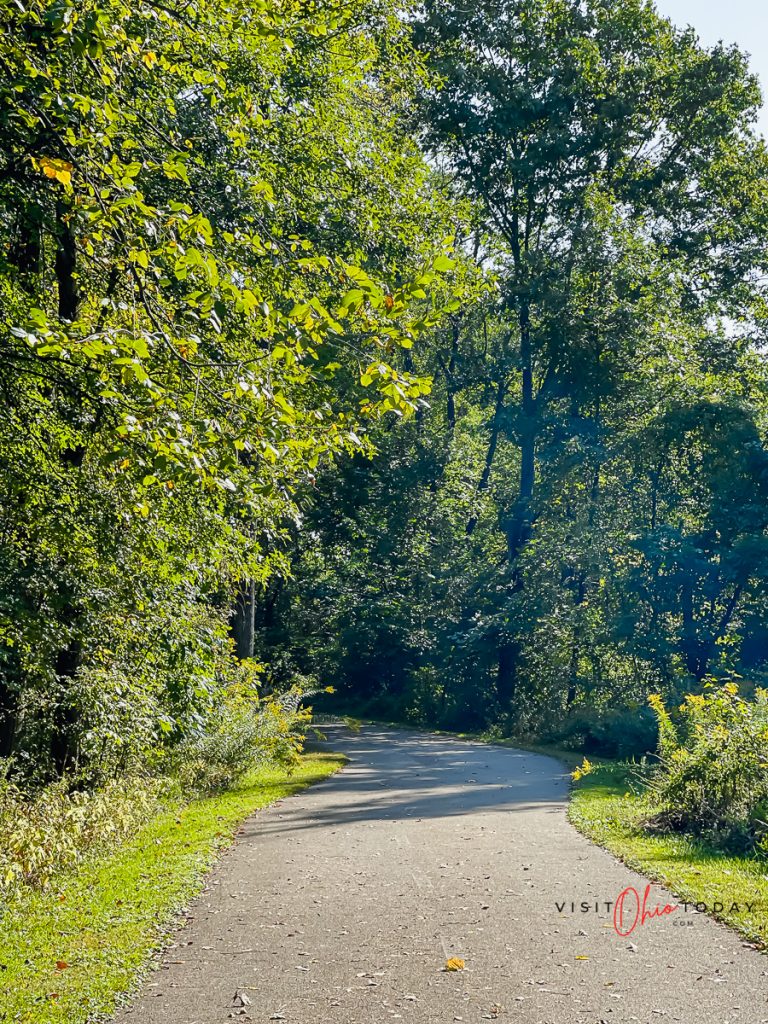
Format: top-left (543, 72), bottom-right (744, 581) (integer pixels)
top-left (3, 0), bottom-right (768, 793)
top-left (262, 1), bottom-right (768, 755)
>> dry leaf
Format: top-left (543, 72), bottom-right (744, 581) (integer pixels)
top-left (444, 957), bottom-right (465, 972)
top-left (55, 961), bottom-right (68, 971)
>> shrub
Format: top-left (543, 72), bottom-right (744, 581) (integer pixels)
top-left (0, 772), bottom-right (163, 898)
top-left (647, 684), bottom-right (768, 848)
top-left (547, 705), bottom-right (659, 759)
top-left (166, 664), bottom-right (321, 794)
top-left (0, 664), bottom-right (326, 899)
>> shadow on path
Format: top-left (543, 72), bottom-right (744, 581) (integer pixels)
top-left (244, 724), bottom-right (570, 839)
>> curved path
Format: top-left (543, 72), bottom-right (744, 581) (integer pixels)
top-left (115, 726), bottom-right (768, 1024)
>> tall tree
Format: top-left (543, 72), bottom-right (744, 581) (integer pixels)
top-left (0, 0), bottom-right (448, 774)
top-left (412, 0), bottom-right (768, 712)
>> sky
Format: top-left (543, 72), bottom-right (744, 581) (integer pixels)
top-left (655, 0), bottom-right (768, 135)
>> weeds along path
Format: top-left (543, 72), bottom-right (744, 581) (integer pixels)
top-left (114, 725), bottom-right (768, 1024)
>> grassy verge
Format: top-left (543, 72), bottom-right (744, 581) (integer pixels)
top-left (569, 761), bottom-right (768, 948)
top-left (0, 753), bottom-right (345, 1024)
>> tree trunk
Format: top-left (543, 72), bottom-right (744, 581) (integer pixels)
top-left (446, 318), bottom-right (459, 433)
top-left (231, 580), bottom-right (256, 660)
top-left (50, 638), bottom-right (81, 775)
top-left (680, 579), bottom-right (706, 680)
top-left (466, 380), bottom-right (507, 536)
top-left (495, 300), bottom-right (538, 717)
top-left (567, 643), bottom-right (578, 707)
top-left (0, 677), bottom-right (17, 759)
top-left (496, 640), bottom-right (518, 710)
top-left (55, 199), bottom-right (79, 321)
top-left (49, 201), bottom-right (83, 774)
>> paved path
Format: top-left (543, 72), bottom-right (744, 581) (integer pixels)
top-left (115, 726), bottom-right (768, 1024)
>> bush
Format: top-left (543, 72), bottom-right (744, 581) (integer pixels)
top-left (166, 664), bottom-right (320, 794)
top-left (547, 705), bottom-right (659, 759)
top-left (0, 665), bottom-right (324, 898)
top-left (0, 772), bottom-right (164, 898)
top-left (647, 684), bottom-right (768, 848)
top-left (168, 708), bottom-right (267, 795)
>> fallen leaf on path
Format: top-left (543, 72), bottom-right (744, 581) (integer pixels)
top-left (575, 955), bottom-right (589, 960)
top-left (444, 957), bottom-right (465, 972)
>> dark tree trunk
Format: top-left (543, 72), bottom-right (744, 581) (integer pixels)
top-left (466, 380), bottom-right (507, 536)
top-left (567, 643), bottom-right (578, 708)
top-left (680, 579), bottom-right (707, 680)
top-left (497, 640), bottom-right (518, 710)
top-left (495, 300), bottom-right (539, 717)
top-left (446, 318), bottom-right (459, 433)
top-left (51, 638), bottom-right (82, 775)
top-left (231, 580), bottom-right (256, 660)
top-left (257, 580), bottom-right (280, 631)
top-left (446, 387), bottom-right (456, 433)
top-left (0, 677), bottom-right (18, 759)
top-left (55, 198), bottom-right (79, 321)
top-left (50, 202), bottom-right (83, 774)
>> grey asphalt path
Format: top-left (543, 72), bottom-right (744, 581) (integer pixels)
top-left (114, 725), bottom-right (768, 1024)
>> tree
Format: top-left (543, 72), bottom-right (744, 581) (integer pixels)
top-left (412, 0), bottom-right (768, 713)
top-left (265, 0), bottom-right (768, 751)
top-left (0, 0), bottom-right (449, 775)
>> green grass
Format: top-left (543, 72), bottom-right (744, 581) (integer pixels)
top-left (0, 753), bottom-right (345, 1024)
top-left (569, 761), bottom-right (768, 948)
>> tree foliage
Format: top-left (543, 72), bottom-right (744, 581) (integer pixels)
top-left (4, 0), bottom-right (768, 782)
top-left (264, 0), bottom-right (768, 753)
top-left (0, 0), bottom-right (451, 777)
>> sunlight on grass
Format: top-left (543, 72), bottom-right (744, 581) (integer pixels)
top-left (0, 753), bottom-right (345, 1024)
